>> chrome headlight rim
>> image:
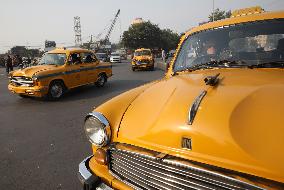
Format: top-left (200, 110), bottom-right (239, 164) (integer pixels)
top-left (84, 112), bottom-right (111, 147)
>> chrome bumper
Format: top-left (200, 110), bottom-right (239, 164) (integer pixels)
top-left (78, 156), bottom-right (113, 190)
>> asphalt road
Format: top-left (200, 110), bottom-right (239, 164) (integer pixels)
top-left (0, 60), bottom-right (164, 190)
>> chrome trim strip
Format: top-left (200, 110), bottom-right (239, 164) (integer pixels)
top-left (188, 90), bottom-right (207, 125)
top-left (78, 155), bottom-right (94, 181)
top-left (86, 112), bottom-right (110, 127)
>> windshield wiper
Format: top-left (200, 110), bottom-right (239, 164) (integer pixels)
top-left (174, 60), bottom-right (247, 75)
top-left (186, 60), bottom-right (241, 72)
top-left (248, 61), bottom-right (284, 69)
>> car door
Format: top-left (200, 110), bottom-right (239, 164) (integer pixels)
top-left (81, 52), bottom-right (99, 83)
top-left (64, 53), bottom-right (87, 88)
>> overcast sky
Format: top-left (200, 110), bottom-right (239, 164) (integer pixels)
top-left (0, 0), bottom-right (283, 53)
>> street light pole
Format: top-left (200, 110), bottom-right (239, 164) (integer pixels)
top-left (212, 0), bottom-right (215, 21)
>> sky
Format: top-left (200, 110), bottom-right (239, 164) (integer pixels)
top-left (0, 0), bottom-right (283, 53)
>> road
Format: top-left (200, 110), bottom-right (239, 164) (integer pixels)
top-left (0, 60), bottom-right (164, 190)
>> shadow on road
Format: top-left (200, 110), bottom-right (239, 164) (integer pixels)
top-left (61, 79), bottom-right (146, 102)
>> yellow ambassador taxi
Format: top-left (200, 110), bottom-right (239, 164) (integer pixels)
top-left (131, 48), bottom-right (155, 71)
top-left (8, 48), bottom-right (112, 100)
top-left (78, 7), bottom-right (284, 190)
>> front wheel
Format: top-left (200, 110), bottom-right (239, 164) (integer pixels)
top-left (48, 81), bottom-right (65, 100)
top-left (95, 74), bottom-right (107, 87)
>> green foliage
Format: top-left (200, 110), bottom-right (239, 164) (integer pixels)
top-left (209, 8), bottom-right (231, 22)
top-left (10, 46), bottom-right (41, 58)
top-left (122, 21), bottom-right (179, 51)
top-left (161, 29), bottom-right (180, 51)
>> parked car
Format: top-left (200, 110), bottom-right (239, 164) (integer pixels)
top-left (8, 48), bottom-right (112, 100)
top-left (96, 53), bottom-right (109, 62)
top-left (131, 48), bottom-right (154, 71)
top-left (110, 52), bottom-right (121, 63)
top-left (78, 7), bottom-right (284, 190)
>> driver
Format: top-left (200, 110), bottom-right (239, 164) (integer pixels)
top-left (203, 39), bottom-right (217, 57)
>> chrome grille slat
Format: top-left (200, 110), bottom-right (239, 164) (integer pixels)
top-left (109, 147), bottom-right (264, 190)
top-left (114, 150), bottom-right (243, 190)
top-left (112, 159), bottom-right (201, 190)
top-left (112, 164), bottom-right (170, 190)
top-left (112, 153), bottom-right (215, 190)
top-left (11, 76), bottom-right (34, 86)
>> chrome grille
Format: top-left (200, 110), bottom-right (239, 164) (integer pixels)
top-left (10, 76), bottom-right (34, 87)
top-left (109, 147), bottom-right (264, 190)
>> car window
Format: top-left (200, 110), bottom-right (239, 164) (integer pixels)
top-left (174, 19), bottom-right (284, 71)
top-left (39, 53), bottom-right (66, 66)
top-left (81, 52), bottom-right (98, 63)
top-left (134, 50), bottom-right (151, 56)
top-left (68, 53), bottom-right (82, 65)
top-left (111, 54), bottom-right (120, 56)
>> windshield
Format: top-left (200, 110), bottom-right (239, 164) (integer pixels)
top-left (96, 53), bottom-right (107, 58)
top-left (134, 50), bottom-right (151, 56)
top-left (111, 54), bottom-right (120, 56)
top-left (174, 19), bottom-right (284, 72)
top-left (39, 53), bottom-right (66, 66)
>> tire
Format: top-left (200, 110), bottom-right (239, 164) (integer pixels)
top-left (96, 73), bottom-right (107, 87)
top-left (149, 65), bottom-right (154, 71)
top-left (132, 67), bottom-right (136, 71)
top-left (48, 81), bottom-right (65, 100)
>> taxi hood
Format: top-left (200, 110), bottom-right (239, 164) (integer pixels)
top-left (11, 65), bottom-right (59, 78)
top-left (117, 68), bottom-right (284, 183)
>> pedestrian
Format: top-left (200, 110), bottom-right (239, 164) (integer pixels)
top-left (161, 49), bottom-right (166, 62)
top-left (5, 55), bottom-right (13, 74)
top-left (12, 55), bottom-right (18, 67)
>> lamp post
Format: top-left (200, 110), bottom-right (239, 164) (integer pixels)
top-left (212, 0), bottom-right (215, 21)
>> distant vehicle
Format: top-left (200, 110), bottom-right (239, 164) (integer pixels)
top-left (110, 53), bottom-right (121, 63)
top-left (131, 48), bottom-right (154, 71)
top-left (8, 48), bottom-right (112, 100)
top-left (96, 53), bottom-right (109, 62)
top-left (116, 49), bottom-right (127, 60)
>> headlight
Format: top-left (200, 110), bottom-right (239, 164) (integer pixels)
top-left (84, 112), bottom-right (111, 147)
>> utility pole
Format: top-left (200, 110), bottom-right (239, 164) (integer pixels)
top-left (74, 16), bottom-right (82, 46)
top-left (212, 0), bottom-right (215, 21)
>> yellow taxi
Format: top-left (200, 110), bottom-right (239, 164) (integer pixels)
top-left (8, 48), bottom-right (112, 100)
top-left (78, 7), bottom-right (284, 189)
top-left (131, 48), bottom-right (154, 71)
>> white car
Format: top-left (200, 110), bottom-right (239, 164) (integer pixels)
top-left (110, 53), bottom-right (121, 63)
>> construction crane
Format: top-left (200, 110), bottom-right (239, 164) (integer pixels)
top-left (103, 9), bottom-right (120, 44)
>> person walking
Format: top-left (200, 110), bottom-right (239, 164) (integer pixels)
top-left (161, 49), bottom-right (166, 62)
top-left (5, 55), bottom-right (13, 74)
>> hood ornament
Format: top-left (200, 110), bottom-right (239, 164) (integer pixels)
top-left (204, 73), bottom-right (220, 86)
top-left (188, 90), bottom-right (207, 125)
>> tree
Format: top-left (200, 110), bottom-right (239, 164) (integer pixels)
top-left (160, 29), bottom-right (180, 51)
top-left (209, 8), bottom-right (231, 22)
top-left (122, 21), bottom-right (180, 51)
top-left (122, 21), bottom-right (162, 50)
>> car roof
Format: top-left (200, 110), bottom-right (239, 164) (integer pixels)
top-left (48, 48), bottom-right (92, 54)
top-left (185, 10), bottom-right (284, 38)
top-left (135, 48), bottom-right (151, 52)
